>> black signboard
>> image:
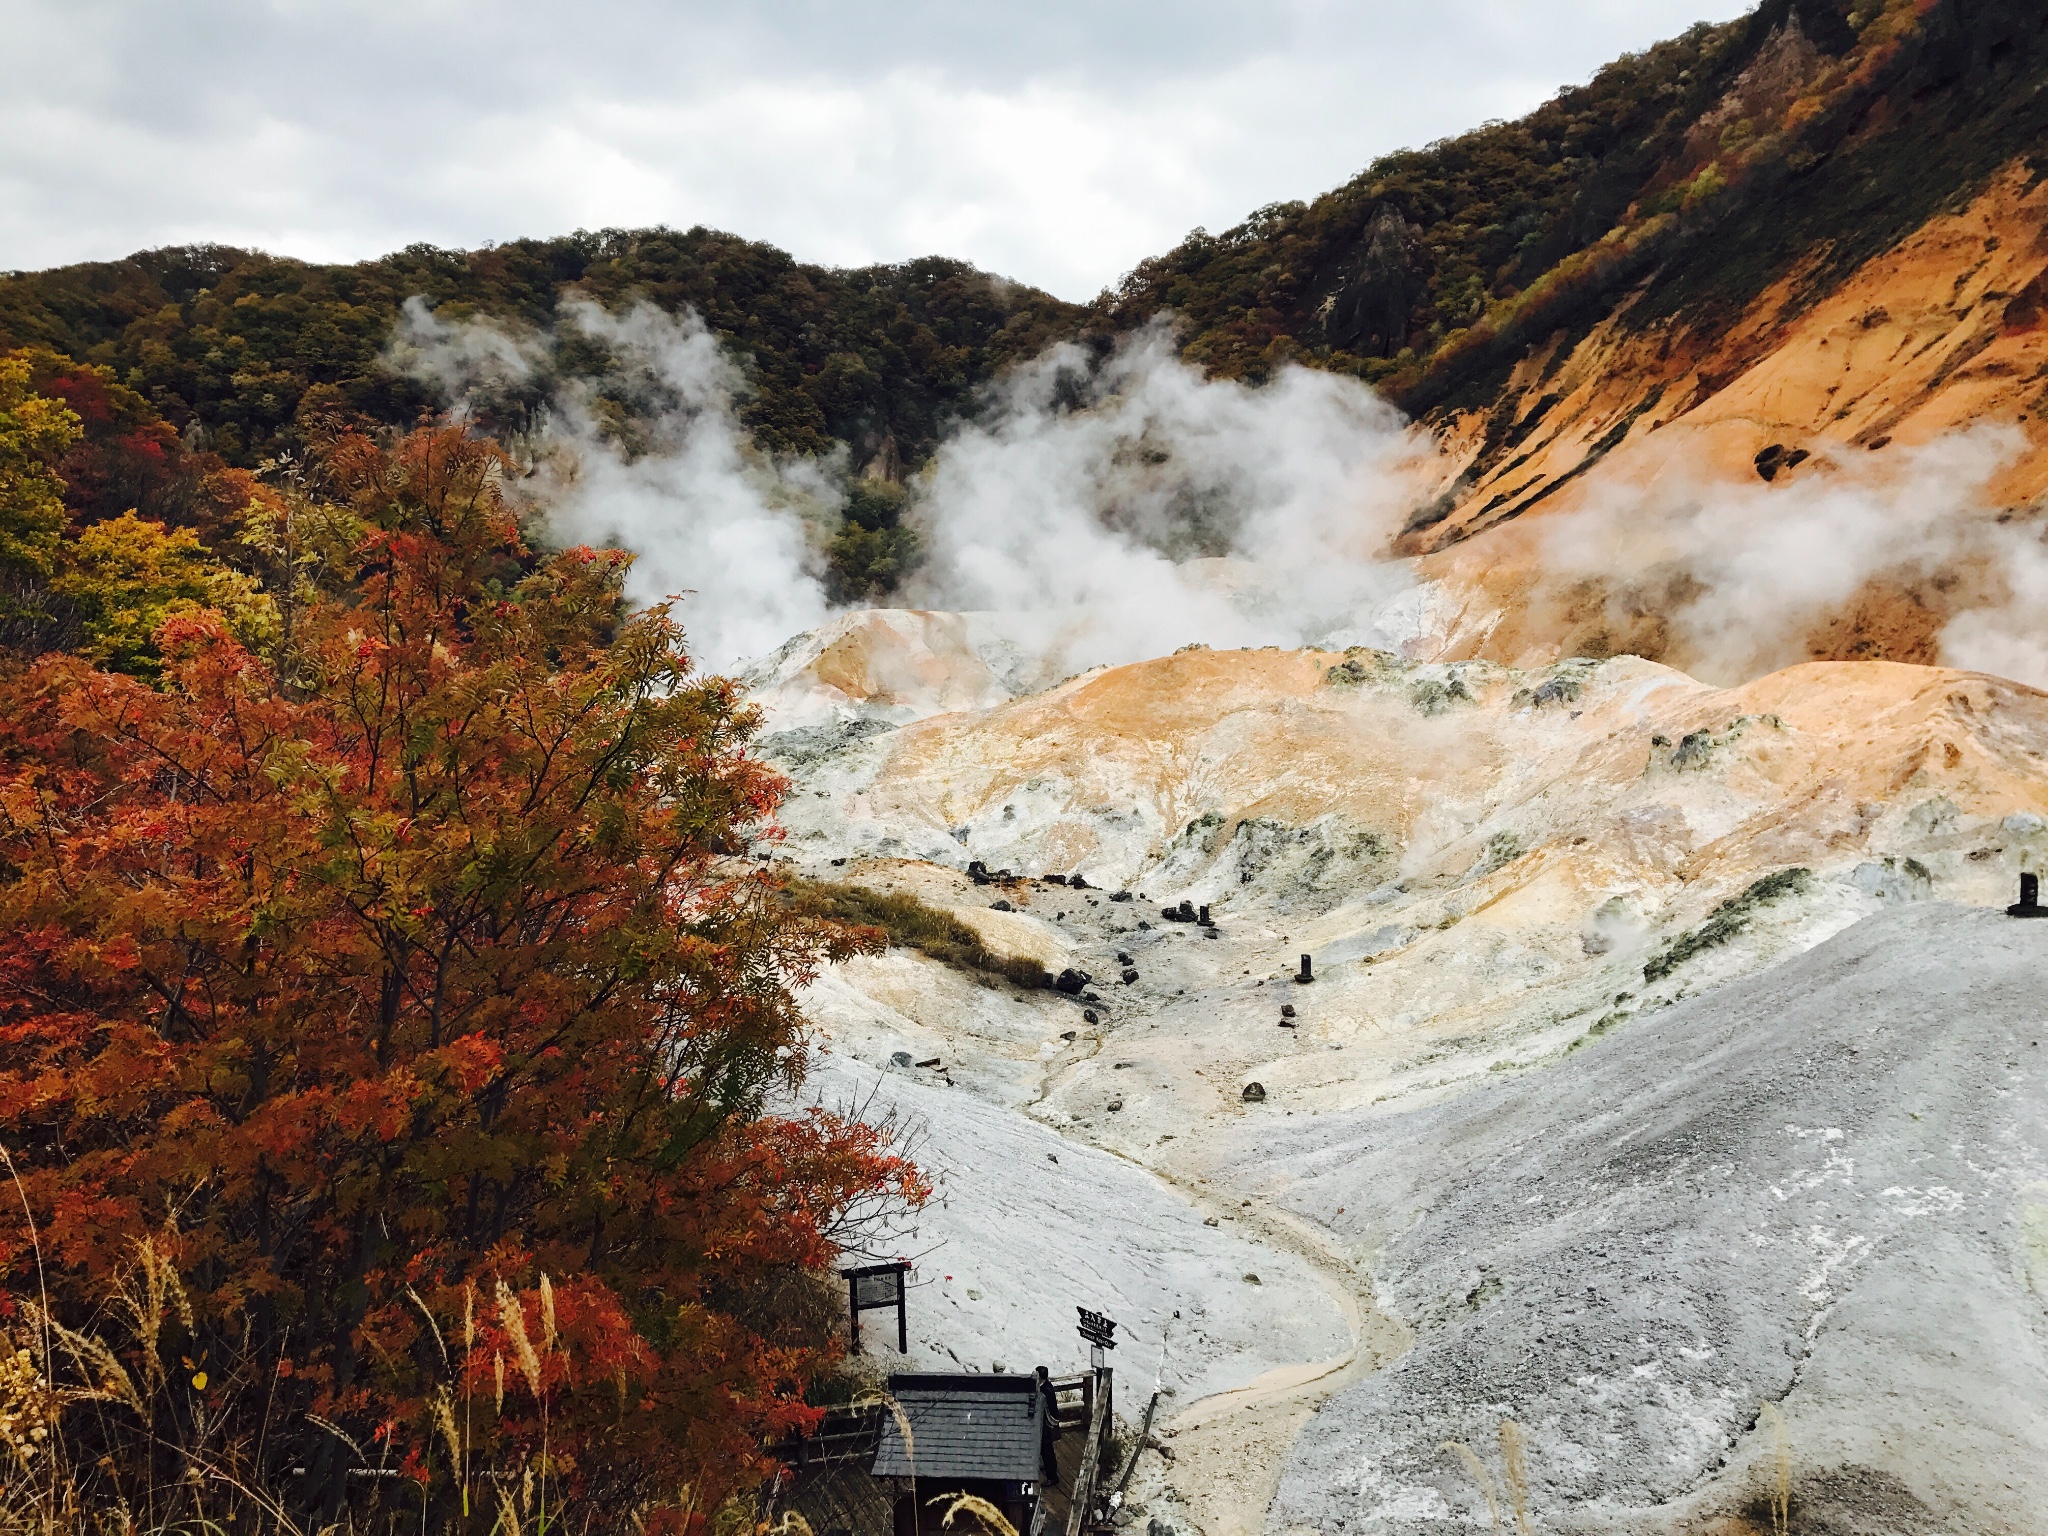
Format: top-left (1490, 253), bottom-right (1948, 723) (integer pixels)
top-left (841, 1260), bottom-right (911, 1354)
top-left (1077, 1307), bottom-right (1117, 1349)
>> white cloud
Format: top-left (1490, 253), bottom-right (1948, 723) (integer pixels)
top-left (2, 0), bottom-right (1754, 298)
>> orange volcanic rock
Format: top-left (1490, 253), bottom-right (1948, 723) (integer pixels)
top-left (1410, 162), bottom-right (2048, 674)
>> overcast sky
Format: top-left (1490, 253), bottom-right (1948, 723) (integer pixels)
top-left (3, 0), bottom-right (1753, 302)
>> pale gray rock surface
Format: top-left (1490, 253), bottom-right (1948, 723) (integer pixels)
top-left (1229, 902), bottom-right (2048, 1534)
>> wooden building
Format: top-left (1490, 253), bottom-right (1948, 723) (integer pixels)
top-left (871, 1374), bottom-right (1053, 1536)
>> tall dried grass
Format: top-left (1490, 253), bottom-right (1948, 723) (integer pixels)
top-left (1759, 1401), bottom-right (1792, 1536)
top-left (0, 1226), bottom-right (709, 1536)
top-left (1442, 1418), bottom-right (1534, 1535)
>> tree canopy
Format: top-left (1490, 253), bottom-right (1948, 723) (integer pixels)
top-left (0, 424), bottom-right (924, 1528)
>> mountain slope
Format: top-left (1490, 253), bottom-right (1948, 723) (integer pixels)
top-left (0, 231), bottom-right (1084, 471)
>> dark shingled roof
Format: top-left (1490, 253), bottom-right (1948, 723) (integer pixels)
top-left (870, 1374), bottom-right (1046, 1481)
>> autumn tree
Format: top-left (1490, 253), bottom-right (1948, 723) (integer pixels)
top-left (0, 352), bottom-right (80, 618)
top-left (0, 425), bottom-right (922, 1527)
top-left (51, 510), bottom-right (275, 676)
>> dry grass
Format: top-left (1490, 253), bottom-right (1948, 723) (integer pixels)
top-left (926, 1494), bottom-right (1018, 1536)
top-left (1443, 1418), bottom-right (1536, 1535)
top-left (1498, 1419), bottom-right (1531, 1536)
top-left (1441, 1439), bottom-right (1501, 1531)
top-left (0, 1229), bottom-right (714, 1536)
top-left (1759, 1402), bottom-right (1791, 1536)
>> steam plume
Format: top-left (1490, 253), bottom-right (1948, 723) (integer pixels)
top-left (390, 301), bottom-right (1437, 674)
top-left (1538, 426), bottom-right (2048, 688)
top-left (903, 322), bottom-right (1433, 673)
top-left (390, 296), bottom-right (835, 670)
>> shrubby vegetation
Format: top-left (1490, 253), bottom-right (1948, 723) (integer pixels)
top-left (786, 876), bottom-right (1052, 991)
top-left (0, 391), bottom-right (926, 1529)
top-left (1643, 867), bottom-right (1815, 982)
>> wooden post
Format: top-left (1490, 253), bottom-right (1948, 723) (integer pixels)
top-left (1065, 1367), bottom-right (1111, 1536)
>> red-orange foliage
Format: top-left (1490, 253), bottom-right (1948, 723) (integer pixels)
top-left (0, 426), bottom-right (921, 1522)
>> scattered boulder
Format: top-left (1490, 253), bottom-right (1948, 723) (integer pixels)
top-left (1055, 968), bottom-right (1091, 995)
top-left (991, 899), bottom-right (1014, 911)
top-left (1753, 442), bottom-right (1810, 482)
top-left (1848, 856), bottom-right (1934, 904)
top-left (1110, 891), bottom-right (1133, 903)
top-left (967, 860), bottom-right (990, 884)
top-left (890, 1051), bottom-right (913, 1067)
top-left (1242, 1082), bottom-right (1267, 1103)
top-left (1122, 968), bottom-right (1140, 984)
top-left (1107, 1099), bottom-right (1124, 1113)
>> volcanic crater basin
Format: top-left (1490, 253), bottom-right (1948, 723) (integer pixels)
top-left (760, 625), bottom-right (2048, 1534)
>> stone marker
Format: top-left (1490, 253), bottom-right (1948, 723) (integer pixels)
top-left (2009, 872), bottom-right (2047, 917)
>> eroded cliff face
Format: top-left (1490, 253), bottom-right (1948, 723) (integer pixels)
top-left (1403, 160), bottom-right (2048, 679)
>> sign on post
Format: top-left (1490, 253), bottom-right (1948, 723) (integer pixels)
top-left (840, 1260), bottom-right (911, 1354)
top-left (1077, 1306), bottom-right (1117, 1368)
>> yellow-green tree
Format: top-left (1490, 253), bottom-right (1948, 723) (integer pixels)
top-left (52, 511), bottom-right (276, 676)
top-left (0, 352), bottom-right (82, 605)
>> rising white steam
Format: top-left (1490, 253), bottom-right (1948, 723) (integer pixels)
top-left (903, 322), bottom-right (1434, 673)
top-left (391, 294), bottom-right (2048, 694)
top-left (1541, 426), bottom-right (2048, 688)
top-left (390, 300), bottom-right (1438, 675)
top-left (389, 296), bottom-right (835, 670)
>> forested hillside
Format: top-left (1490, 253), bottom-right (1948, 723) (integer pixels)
top-left (1109, 0), bottom-right (2047, 430)
top-left (8, 0), bottom-right (2042, 541)
top-left (0, 231), bottom-right (1085, 473)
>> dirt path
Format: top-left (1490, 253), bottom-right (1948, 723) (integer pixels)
top-left (1130, 1194), bottom-right (1408, 1536)
top-left (1027, 1030), bottom-right (1409, 1536)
